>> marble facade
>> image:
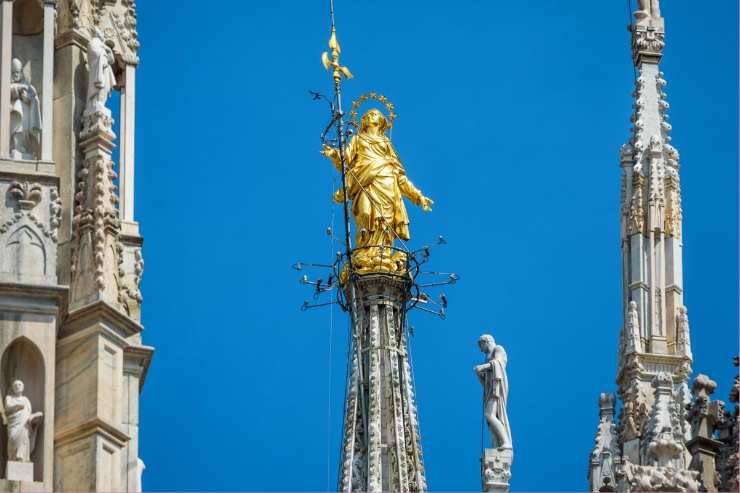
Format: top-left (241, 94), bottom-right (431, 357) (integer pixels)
top-left (0, 1), bottom-right (152, 491)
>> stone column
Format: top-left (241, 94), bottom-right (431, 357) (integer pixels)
top-left (121, 346), bottom-right (152, 493)
top-left (338, 274), bottom-right (427, 492)
top-left (52, 34), bottom-right (87, 286)
top-left (0, 0), bottom-right (13, 157)
top-left (119, 64), bottom-right (135, 223)
top-left (69, 108), bottom-right (124, 310)
top-left (41, 0), bottom-right (54, 161)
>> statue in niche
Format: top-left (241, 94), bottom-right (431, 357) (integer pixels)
top-left (9, 58), bottom-right (41, 160)
top-left (676, 306), bottom-right (692, 359)
top-left (635, 0), bottom-right (661, 20)
top-left (321, 107), bottom-right (433, 276)
top-left (624, 300), bottom-right (642, 354)
top-left (85, 27), bottom-right (117, 117)
top-left (4, 379), bottom-right (43, 462)
top-left (475, 334), bottom-right (512, 450)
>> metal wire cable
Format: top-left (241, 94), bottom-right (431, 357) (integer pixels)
top-left (327, 172), bottom-right (336, 492)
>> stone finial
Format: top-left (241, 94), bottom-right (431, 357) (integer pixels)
top-left (8, 181), bottom-right (42, 211)
top-left (599, 392), bottom-right (616, 412)
top-left (691, 374), bottom-right (717, 403)
top-left (687, 373), bottom-right (723, 443)
top-left (590, 392), bottom-right (621, 492)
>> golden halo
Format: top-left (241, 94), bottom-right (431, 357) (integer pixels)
top-left (349, 92), bottom-right (397, 129)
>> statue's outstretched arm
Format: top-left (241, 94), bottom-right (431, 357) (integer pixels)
top-left (321, 136), bottom-right (357, 173)
top-left (398, 172), bottom-right (433, 212)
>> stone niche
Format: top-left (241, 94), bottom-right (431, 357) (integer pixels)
top-left (0, 292), bottom-right (58, 491)
top-left (0, 337), bottom-right (45, 483)
top-left (12, 0), bottom-right (43, 88)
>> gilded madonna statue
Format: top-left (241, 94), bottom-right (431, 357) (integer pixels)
top-left (321, 108), bottom-right (433, 275)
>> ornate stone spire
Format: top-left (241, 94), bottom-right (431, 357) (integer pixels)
top-left (316, 8), bottom-right (430, 491)
top-left (590, 4), bottom-right (705, 491)
top-left (620, 0), bottom-right (687, 360)
top-left (589, 393), bottom-right (621, 492)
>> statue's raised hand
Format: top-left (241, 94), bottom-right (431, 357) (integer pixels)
top-left (420, 196), bottom-right (434, 212)
top-left (320, 144), bottom-right (338, 159)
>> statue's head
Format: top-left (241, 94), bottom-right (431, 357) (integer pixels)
top-left (360, 108), bottom-right (389, 133)
top-left (11, 58), bottom-right (22, 82)
top-left (478, 334), bottom-right (495, 354)
top-left (11, 379), bottom-right (24, 395)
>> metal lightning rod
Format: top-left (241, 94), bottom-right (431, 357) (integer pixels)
top-left (321, 4), bottom-right (367, 491)
top-left (322, 0), bottom-right (354, 274)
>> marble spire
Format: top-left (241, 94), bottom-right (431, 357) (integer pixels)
top-left (589, 4), bottom-right (703, 491)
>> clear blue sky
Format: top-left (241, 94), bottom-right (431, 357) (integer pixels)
top-left (132, 1), bottom-right (738, 491)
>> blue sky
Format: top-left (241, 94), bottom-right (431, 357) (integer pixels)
top-left (131, 1), bottom-right (738, 491)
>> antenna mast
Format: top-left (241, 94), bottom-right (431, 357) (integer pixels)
top-left (323, 0), bottom-right (354, 274)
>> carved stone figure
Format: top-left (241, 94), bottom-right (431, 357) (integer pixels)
top-left (321, 108), bottom-right (433, 275)
top-left (475, 334), bottom-right (512, 450)
top-left (4, 380), bottom-right (43, 462)
top-left (675, 306), bottom-right (692, 359)
top-left (636, 0), bottom-right (661, 20)
top-left (85, 27), bottom-right (117, 116)
top-left (9, 58), bottom-right (41, 160)
top-left (624, 300), bottom-right (642, 354)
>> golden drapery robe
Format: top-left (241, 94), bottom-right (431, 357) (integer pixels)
top-left (333, 132), bottom-right (424, 273)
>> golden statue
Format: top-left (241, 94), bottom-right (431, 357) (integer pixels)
top-left (321, 107), bottom-right (433, 276)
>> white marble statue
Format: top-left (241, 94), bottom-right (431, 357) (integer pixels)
top-left (624, 300), bottom-right (642, 354)
top-left (676, 306), bottom-right (692, 359)
top-left (4, 380), bottom-right (42, 462)
top-left (475, 334), bottom-right (512, 450)
top-left (636, 0), bottom-right (661, 19)
top-left (9, 58), bottom-right (41, 160)
top-left (85, 27), bottom-right (117, 116)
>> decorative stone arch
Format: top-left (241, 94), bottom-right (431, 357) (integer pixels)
top-left (0, 336), bottom-right (45, 481)
top-left (3, 224), bottom-right (46, 279)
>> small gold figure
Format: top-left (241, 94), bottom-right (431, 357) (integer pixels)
top-left (321, 108), bottom-right (433, 276)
